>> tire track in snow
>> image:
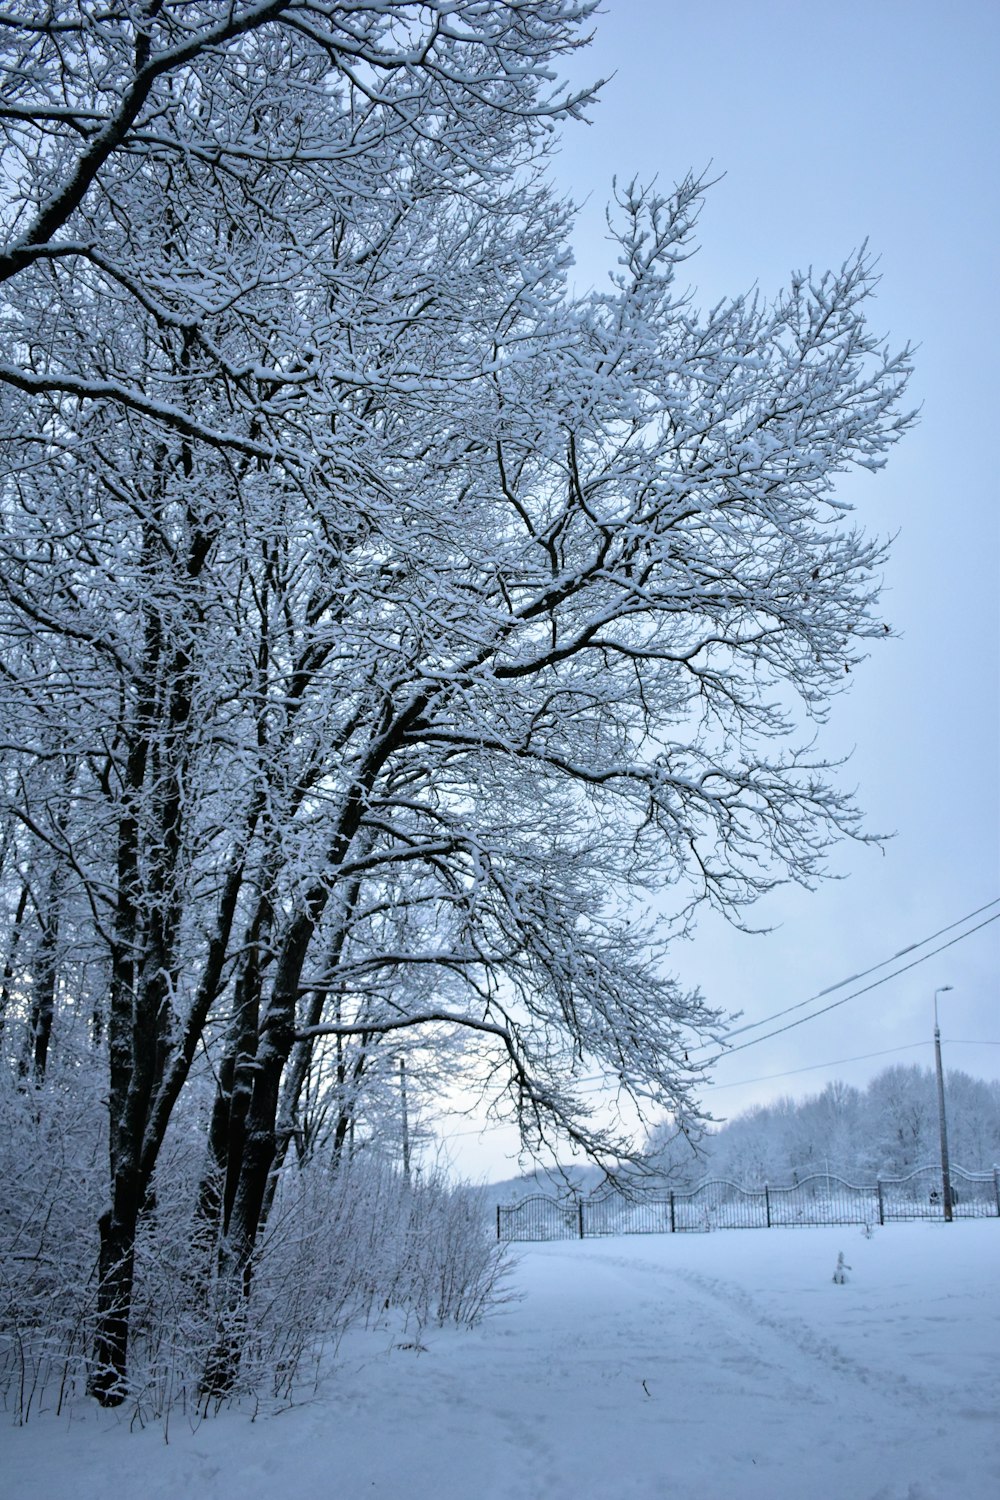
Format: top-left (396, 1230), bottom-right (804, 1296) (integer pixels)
top-left (670, 1264), bottom-right (932, 1409)
top-left (556, 1246), bottom-right (938, 1417)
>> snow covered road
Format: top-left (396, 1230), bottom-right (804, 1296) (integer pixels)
top-left (2, 1222), bottom-right (997, 1499)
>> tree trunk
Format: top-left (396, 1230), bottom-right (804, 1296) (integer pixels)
top-left (197, 944), bottom-right (263, 1238)
top-left (0, 877), bottom-right (30, 1045)
top-left (89, 1175), bottom-right (141, 1406)
top-left (201, 909), bottom-right (317, 1395)
top-left (23, 867), bottom-right (60, 1083)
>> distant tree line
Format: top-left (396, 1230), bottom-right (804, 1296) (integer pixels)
top-left (649, 1065), bottom-right (1000, 1186)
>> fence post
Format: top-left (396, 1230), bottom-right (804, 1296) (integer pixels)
top-left (764, 1184), bottom-right (771, 1228)
top-left (578, 1200), bottom-right (585, 1240)
top-left (876, 1179), bottom-right (885, 1227)
top-left (994, 1167), bottom-right (1000, 1217)
top-left (669, 1191), bottom-right (676, 1234)
top-left (496, 1204), bottom-right (501, 1241)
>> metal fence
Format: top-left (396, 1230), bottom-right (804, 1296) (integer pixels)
top-left (496, 1164), bottom-right (1000, 1241)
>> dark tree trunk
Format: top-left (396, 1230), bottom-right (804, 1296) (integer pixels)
top-left (24, 868), bottom-right (60, 1082)
top-left (198, 942), bottom-right (264, 1238)
top-left (89, 1179), bottom-right (141, 1406)
top-left (201, 909), bottom-right (317, 1396)
top-left (200, 720), bottom-right (415, 1394)
top-left (0, 877), bottom-right (30, 1045)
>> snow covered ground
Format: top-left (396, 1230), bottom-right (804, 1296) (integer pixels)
top-left (2, 1221), bottom-right (997, 1500)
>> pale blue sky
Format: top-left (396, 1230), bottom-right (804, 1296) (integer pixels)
top-left (438, 0), bottom-right (999, 1178)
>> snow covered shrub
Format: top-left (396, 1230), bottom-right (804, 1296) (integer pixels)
top-left (376, 1169), bottom-right (514, 1330)
top-left (184, 1156), bottom-right (511, 1413)
top-left (1, 1039), bottom-right (508, 1423)
top-left (0, 1055), bottom-right (105, 1421)
top-left (252, 1157), bottom-right (510, 1345)
top-left (9, 1140), bottom-right (507, 1420)
top-left (120, 1151), bottom-right (511, 1416)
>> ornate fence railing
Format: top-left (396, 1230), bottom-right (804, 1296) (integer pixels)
top-left (496, 1164), bottom-right (1000, 1241)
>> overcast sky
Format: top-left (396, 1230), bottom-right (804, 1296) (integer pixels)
top-left (432, 0), bottom-right (999, 1182)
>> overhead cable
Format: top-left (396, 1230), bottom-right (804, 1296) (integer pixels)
top-left (714, 909), bottom-right (1000, 1058)
top-left (704, 1039), bottom-right (929, 1091)
top-left (702, 896), bottom-right (1000, 1048)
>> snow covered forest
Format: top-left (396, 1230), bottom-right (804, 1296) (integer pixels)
top-left (0, 1), bottom-right (916, 1416)
top-left (649, 1065), bottom-right (1000, 1186)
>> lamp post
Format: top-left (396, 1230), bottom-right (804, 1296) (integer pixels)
top-left (933, 985), bottom-right (954, 1222)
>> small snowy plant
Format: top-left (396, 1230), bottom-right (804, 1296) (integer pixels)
top-left (832, 1251), bottom-right (851, 1284)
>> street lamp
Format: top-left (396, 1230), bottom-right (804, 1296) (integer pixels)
top-left (933, 985), bottom-right (954, 1222)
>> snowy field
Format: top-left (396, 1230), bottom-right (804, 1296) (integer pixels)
top-left (2, 1221), bottom-right (997, 1500)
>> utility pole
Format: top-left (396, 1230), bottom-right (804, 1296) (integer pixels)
top-left (399, 1056), bottom-right (411, 1184)
top-left (933, 985), bottom-right (954, 1222)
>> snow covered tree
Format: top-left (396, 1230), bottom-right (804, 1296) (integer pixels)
top-left (943, 1070), bottom-right (1000, 1171)
top-left (1, 0), bottom-right (603, 1403)
top-left (0, 1), bottom-right (914, 1402)
top-left (864, 1065), bottom-right (937, 1177)
top-left (649, 1066), bottom-right (1000, 1186)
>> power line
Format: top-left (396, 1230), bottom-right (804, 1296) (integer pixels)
top-left (705, 1039), bottom-right (929, 1091)
top-left (700, 896), bottom-right (1000, 1048)
top-left (714, 909), bottom-right (1000, 1059)
top-left (555, 907), bottom-right (999, 1086)
top-left (432, 1037), bottom-right (1000, 1133)
top-left (425, 1035), bottom-right (1000, 1141)
top-left (536, 903), bottom-right (999, 1085)
top-left (706, 1036), bottom-right (1000, 1094)
top-left (420, 903), bottom-right (1000, 1142)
